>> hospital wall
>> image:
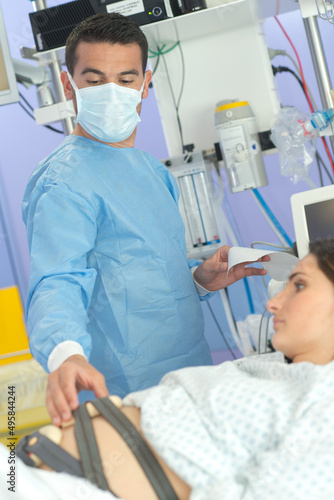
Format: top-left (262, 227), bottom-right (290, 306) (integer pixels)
top-left (0, 0), bottom-right (334, 360)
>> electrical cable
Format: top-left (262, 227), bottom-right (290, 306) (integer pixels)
top-left (316, 152), bottom-right (324, 187)
top-left (19, 91), bottom-right (34, 111)
top-left (284, 52), bottom-right (318, 110)
top-left (176, 42), bottom-right (185, 115)
top-left (18, 91), bottom-right (63, 134)
top-left (148, 42), bottom-right (179, 57)
top-left (224, 287), bottom-right (238, 331)
top-left (161, 48), bottom-right (185, 153)
top-left (274, 16), bottom-right (313, 110)
top-left (264, 312), bottom-right (272, 353)
top-left (320, 138), bottom-right (334, 177)
top-left (19, 101), bottom-right (35, 120)
top-left (152, 52), bottom-right (160, 76)
top-left (149, 37), bottom-right (186, 153)
top-left (206, 300), bottom-right (237, 360)
top-left (269, 48), bottom-right (318, 110)
top-left (258, 307), bottom-right (267, 354)
top-left (148, 44), bottom-right (165, 57)
top-left (315, 151), bottom-right (334, 184)
top-left (251, 241), bottom-right (292, 251)
top-left (149, 42), bottom-right (179, 77)
top-left (261, 275), bottom-right (268, 290)
top-left (272, 64), bottom-right (305, 95)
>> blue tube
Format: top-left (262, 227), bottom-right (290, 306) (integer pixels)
top-left (310, 108), bottom-right (334, 131)
top-left (243, 276), bottom-right (255, 314)
top-left (253, 188), bottom-right (293, 247)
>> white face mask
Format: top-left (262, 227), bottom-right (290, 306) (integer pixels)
top-left (68, 73), bottom-right (145, 143)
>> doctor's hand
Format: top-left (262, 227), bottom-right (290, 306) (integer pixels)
top-left (193, 245), bottom-right (270, 292)
top-left (46, 355), bottom-right (109, 427)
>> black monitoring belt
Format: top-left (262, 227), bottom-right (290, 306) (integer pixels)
top-left (17, 397), bottom-right (179, 500)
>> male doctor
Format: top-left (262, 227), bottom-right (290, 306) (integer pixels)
top-left (22, 12), bottom-right (267, 426)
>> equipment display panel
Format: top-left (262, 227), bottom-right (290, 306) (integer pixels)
top-left (291, 184), bottom-right (334, 258)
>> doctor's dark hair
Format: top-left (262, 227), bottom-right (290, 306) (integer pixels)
top-left (65, 12), bottom-right (148, 76)
top-left (309, 238), bottom-right (334, 285)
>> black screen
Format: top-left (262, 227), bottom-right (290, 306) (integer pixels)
top-left (305, 199), bottom-right (334, 241)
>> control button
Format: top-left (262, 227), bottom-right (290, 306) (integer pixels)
top-left (152, 6), bottom-right (163, 16)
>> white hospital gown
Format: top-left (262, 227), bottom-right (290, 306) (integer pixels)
top-left (124, 357), bottom-right (334, 500)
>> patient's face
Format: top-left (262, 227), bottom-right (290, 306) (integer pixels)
top-left (267, 254), bottom-right (334, 364)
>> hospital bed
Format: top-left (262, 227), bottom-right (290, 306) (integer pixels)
top-left (0, 359), bottom-right (50, 445)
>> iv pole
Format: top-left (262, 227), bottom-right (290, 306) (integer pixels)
top-left (300, 0), bottom-right (334, 156)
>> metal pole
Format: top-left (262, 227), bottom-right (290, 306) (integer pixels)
top-left (48, 51), bottom-right (74, 135)
top-left (303, 15), bottom-right (334, 156)
top-left (30, 0), bottom-right (74, 134)
top-left (31, 0), bottom-right (48, 12)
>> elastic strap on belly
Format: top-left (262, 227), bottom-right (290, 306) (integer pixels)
top-left (16, 431), bottom-right (83, 477)
top-left (92, 397), bottom-right (179, 500)
top-left (73, 402), bottom-right (118, 495)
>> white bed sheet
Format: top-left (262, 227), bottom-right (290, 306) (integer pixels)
top-left (0, 443), bottom-right (121, 500)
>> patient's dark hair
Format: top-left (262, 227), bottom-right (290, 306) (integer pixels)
top-left (309, 238), bottom-right (334, 285)
top-left (65, 13), bottom-right (148, 76)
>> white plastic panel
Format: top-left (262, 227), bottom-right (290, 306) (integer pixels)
top-left (143, 0), bottom-right (258, 44)
top-left (143, 0), bottom-right (281, 156)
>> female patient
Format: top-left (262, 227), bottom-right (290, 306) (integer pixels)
top-left (16, 238), bottom-right (334, 500)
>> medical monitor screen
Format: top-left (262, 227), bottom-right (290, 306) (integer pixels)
top-left (0, 6), bottom-right (19, 106)
top-left (305, 199), bottom-right (334, 242)
top-left (291, 184), bottom-right (334, 259)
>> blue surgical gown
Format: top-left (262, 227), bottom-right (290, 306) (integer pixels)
top-left (22, 135), bottom-right (213, 398)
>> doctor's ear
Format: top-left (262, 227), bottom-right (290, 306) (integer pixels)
top-left (61, 71), bottom-right (74, 100)
top-left (142, 70), bottom-right (152, 99)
